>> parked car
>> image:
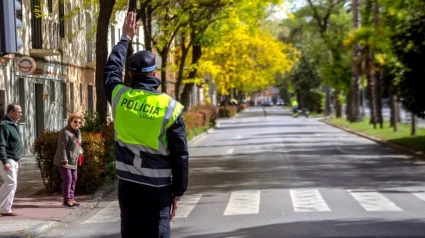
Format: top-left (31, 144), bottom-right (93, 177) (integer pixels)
top-left (276, 99), bottom-right (284, 105)
top-left (262, 101), bottom-right (273, 106)
top-left (220, 99), bottom-right (239, 106)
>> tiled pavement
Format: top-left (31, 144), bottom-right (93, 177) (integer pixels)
top-left (0, 155), bottom-right (117, 238)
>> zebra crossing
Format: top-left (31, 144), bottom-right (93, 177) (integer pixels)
top-left (83, 188), bottom-right (425, 224)
top-left (176, 189), bottom-right (425, 218)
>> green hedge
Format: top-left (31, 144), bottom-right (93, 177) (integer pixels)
top-left (32, 105), bottom-right (218, 195)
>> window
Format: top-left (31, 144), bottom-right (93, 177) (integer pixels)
top-left (88, 85), bottom-right (93, 112)
top-left (50, 81), bottom-right (55, 102)
top-left (85, 12), bottom-right (93, 62)
top-left (62, 83), bottom-right (67, 118)
top-left (18, 78), bottom-right (25, 121)
top-left (80, 83), bottom-right (83, 104)
top-left (48, 0), bottom-right (52, 13)
top-left (67, 3), bottom-right (72, 43)
top-left (59, 1), bottom-right (64, 38)
top-left (70, 83), bottom-right (74, 113)
top-left (31, 0), bottom-right (42, 48)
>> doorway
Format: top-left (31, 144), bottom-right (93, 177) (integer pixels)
top-left (35, 84), bottom-right (44, 137)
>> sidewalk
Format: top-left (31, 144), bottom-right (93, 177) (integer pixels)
top-left (0, 155), bottom-right (117, 238)
top-left (0, 130), bottom-right (210, 238)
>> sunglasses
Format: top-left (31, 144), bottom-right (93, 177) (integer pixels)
top-left (73, 120), bottom-right (82, 125)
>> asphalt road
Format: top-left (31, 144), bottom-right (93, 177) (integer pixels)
top-left (41, 106), bottom-right (425, 238)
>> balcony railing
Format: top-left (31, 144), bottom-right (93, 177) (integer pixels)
top-left (31, 18), bottom-right (61, 57)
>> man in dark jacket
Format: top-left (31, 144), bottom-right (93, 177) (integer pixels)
top-left (0, 103), bottom-right (23, 216)
top-left (103, 12), bottom-right (189, 238)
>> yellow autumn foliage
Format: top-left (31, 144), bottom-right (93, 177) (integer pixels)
top-left (200, 23), bottom-right (299, 95)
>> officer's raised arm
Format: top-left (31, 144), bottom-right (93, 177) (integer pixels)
top-left (103, 12), bottom-right (138, 103)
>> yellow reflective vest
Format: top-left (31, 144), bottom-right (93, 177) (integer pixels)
top-left (111, 84), bottom-right (184, 186)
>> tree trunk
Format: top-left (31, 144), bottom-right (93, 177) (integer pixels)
top-left (95, 0), bottom-right (116, 124)
top-left (181, 44), bottom-right (202, 112)
top-left (175, 35), bottom-right (190, 102)
top-left (138, 1), bottom-right (153, 51)
top-left (335, 89), bottom-right (342, 118)
top-left (375, 72), bottom-right (383, 128)
top-left (346, 92), bottom-right (352, 119)
top-left (411, 112), bottom-right (416, 136)
top-left (324, 85), bottom-right (331, 117)
top-left (367, 53), bottom-right (377, 128)
top-left (389, 79), bottom-right (398, 132)
top-left (349, 0), bottom-right (362, 122)
top-left (373, 0), bottom-right (383, 128)
top-left (159, 50), bottom-right (169, 94)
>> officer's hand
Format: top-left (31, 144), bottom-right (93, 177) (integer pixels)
top-left (122, 12), bottom-right (137, 41)
top-left (170, 197), bottom-right (180, 221)
top-left (3, 163), bottom-right (10, 171)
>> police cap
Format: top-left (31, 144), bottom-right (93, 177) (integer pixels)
top-left (128, 51), bottom-right (156, 72)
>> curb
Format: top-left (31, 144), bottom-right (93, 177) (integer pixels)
top-left (188, 127), bottom-right (215, 146)
top-left (321, 119), bottom-right (425, 160)
top-left (0, 221), bottom-right (60, 238)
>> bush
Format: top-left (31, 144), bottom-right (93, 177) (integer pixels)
top-left (32, 124), bottom-right (116, 195)
top-left (183, 112), bottom-right (204, 131)
top-left (32, 131), bottom-right (62, 195)
top-left (191, 104), bottom-right (218, 127)
top-left (218, 106), bottom-right (238, 118)
top-left (80, 111), bottom-right (101, 132)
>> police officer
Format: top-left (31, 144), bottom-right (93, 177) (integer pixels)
top-left (103, 12), bottom-right (189, 238)
top-left (291, 97), bottom-right (299, 118)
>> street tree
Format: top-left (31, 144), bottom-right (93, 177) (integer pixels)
top-left (175, 0), bottom-right (229, 111)
top-left (381, 0), bottom-right (425, 135)
top-left (348, 0), bottom-right (362, 122)
top-left (134, 0), bottom-right (190, 94)
top-left (95, 0), bottom-right (118, 124)
top-left (281, 1), bottom-right (351, 117)
top-left (200, 19), bottom-right (299, 97)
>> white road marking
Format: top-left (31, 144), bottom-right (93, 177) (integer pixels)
top-left (226, 149), bottom-right (234, 155)
top-left (412, 192), bottom-right (425, 203)
top-left (83, 201), bottom-right (120, 224)
top-left (290, 189), bottom-right (331, 212)
top-left (349, 191), bottom-right (402, 211)
top-left (175, 194), bottom-right (203, 218)
top-left (224, 190), bottom-right (261, 215)
top-left (236, 135), bottom-right (242, 139)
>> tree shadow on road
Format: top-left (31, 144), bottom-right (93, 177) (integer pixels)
top-left (173, 218), bottom-right (425, 238)
top-left (188, 142), bottom-right (425, 193)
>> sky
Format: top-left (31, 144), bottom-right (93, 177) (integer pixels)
top-left (270, 0), bottom-right (306, 20)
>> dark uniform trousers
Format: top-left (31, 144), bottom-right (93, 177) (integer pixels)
top-left (118, 179), bottom-right (172, 238)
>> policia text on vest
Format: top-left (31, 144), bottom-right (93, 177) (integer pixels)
top-left (120, 98), bottom-right (160, 121)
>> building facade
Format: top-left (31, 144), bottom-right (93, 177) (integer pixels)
top-left (0, 0), bottom-right (97, 154)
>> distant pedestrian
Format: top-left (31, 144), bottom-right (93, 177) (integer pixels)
top-left (103, 12), bottom-right (189, 238)
top-left (291, 97), bottom-right (299, 118)
top-left (53, 113), bottom-right (84, 209)
top-left (0, 103), bottom-right (23, 216)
